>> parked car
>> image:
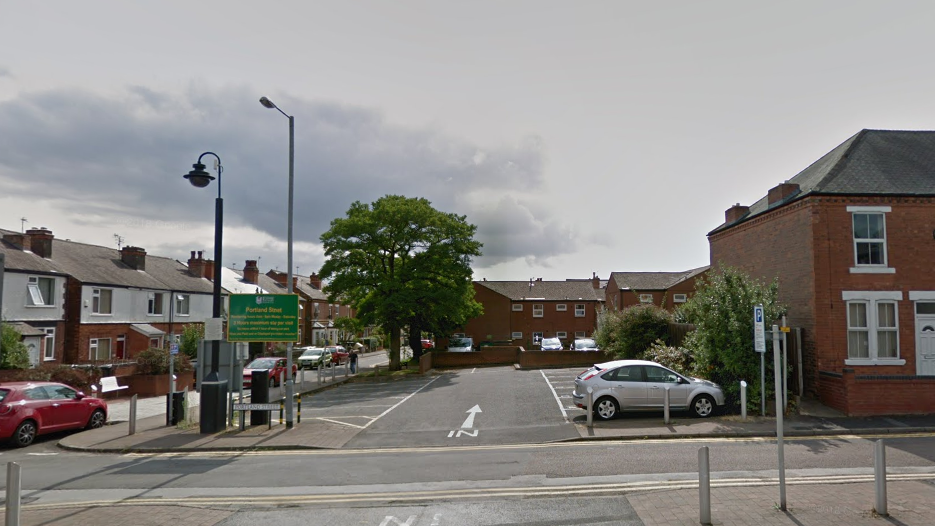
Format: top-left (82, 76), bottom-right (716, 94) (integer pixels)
top-left (571, 338), bottom-right (599, 351)
top-left (421, 339), bottom-right (434, 350)
top-left (296, 347), bottom-right (331, 370)
top-left (243, 357), bottom-right (298, 388)
top-left (448, 337), bottom-right (474, 352)
top-left (540, 337), bottom-right (563, 351)
top-left (326, 345), bottom-right (349, 365)
top-left (0, 381), bottom-right (107, 448)
top-left (572, 359), bottom-right (725, 420)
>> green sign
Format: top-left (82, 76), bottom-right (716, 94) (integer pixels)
top-left (227, 294), bottom-right (300, 342)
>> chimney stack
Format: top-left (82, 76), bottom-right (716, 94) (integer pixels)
top-left (768, 182), bottom-right (800, 206)
top-left (204, 259), bottom-right (216, 282)
top-left (187, 250), bottom-right (207, 278)
top-left (591, 272), bottom-right (600, 289)
top-left (25, 228), bottom-right (53, 258)
top-left (243, 260), bottom-right (259, 284)
top-left (2, 232), bottom-right (31, 252)
top-left (120, 246), bottom-right (147, 271)
top-left (725, 203), bottom-right (750, 225)
top-left (309, 273), bottom-right (322, 289)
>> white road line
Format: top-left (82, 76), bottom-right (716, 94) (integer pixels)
top-left (315, 417), bottom-right (367, 429)
top-left (471, 368), bottom-right (476, 373)
top-left (540, 370), bottom-right (568, 421)
top-left (362, 376), bottom-right (443, 429)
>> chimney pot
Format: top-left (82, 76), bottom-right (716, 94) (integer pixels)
top-left (725, 203), bottom-right (750, 225)
top-left (120, 245), bottom-right (147, 271)
top-left (243, 260), bottom-right (260, 284)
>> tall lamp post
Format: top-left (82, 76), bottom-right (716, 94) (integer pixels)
top-left (259, 96), bottom-right (297, 429)
top-left (183, 152), bottom-right (229, 434)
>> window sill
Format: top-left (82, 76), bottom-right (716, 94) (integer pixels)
top-left (25, 305), bottom-right (55, 308)
top-left (43, 357), bottom-right (56, 362)
top-left (844, 359), bottom-right (906, 366)
top-left (849, 267), bottom-right (895, 274)
top-left (90, 313), bottom-right (113, 316)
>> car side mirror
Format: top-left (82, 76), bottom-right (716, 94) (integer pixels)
top-left (91, 385), bottom-right (99, 393)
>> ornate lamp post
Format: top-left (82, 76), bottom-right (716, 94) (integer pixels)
top-left (183, 152), bottom-right (228, 433)
top-left (259, 96), bottom-right (297, 429)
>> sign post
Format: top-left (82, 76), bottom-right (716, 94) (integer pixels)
top-left (227, 294), bottom-right (300, 343)
top-left (754, 304), bottom-right (766, 416)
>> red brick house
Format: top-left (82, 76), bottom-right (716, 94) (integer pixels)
top-left (605, 267), bottom-right (709, 311)
top-left (461, 279), bottom-right (603, 348)
top-left (708, 129), bottom-right (935, 415)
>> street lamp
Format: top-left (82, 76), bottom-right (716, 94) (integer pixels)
top-left (259, 96), bottom-right (297, 429)
top-left (183, 152), bottom-right (228, 434)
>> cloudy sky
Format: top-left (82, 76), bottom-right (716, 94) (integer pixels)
top-left (2, 1), bottom-right (934, 282)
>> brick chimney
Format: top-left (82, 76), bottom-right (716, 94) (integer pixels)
top-left (243, 260), bottom-right (259, 284)
top-left (309, 273), bottom-right (322, 290)
top-left (25, 228), bottom-right (53, 258)
top-left (187, 250), bottom-right (207, 278)
top-left (768, 182), bottom-right (800, 206)
top-left (120, 246), bottom-right (147, 271)
top-left (725, 203), bottom-right (749, 224)
top-left (591, 272), bottom-right (600, 289)
top-left (266, 269), bottom-right (285, 286)
top-left (2, 232), bottom-right (30, 252)
top-left (204, 260), bottom-right (215, 281)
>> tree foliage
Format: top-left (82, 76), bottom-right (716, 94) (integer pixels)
top-left (0, 322), bottom-right (31, 369)
top-left (679, 266), bottom-right (785, 411)
top-left (594, 304), bottom-right (672, 359)
top-left (333, 316), bottom-right (364, 343)
top-left (179, 323), bottom-right (204, 360)
top-left (319, 195), bottom-right (483, 370)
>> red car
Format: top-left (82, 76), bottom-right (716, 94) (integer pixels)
top-left (243, 357), bottom-right (298, 388)
top-left (421, 339), bottom-right (434, 350)
top-left (326, 346), bottom-right (349, 365)
top-left (0, 381), bottom-right (108, 448)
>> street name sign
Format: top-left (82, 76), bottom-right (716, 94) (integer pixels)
top-left (227, 294), bottom-right (300, 342)
top-left (233, 403), bottom-right (280, 411)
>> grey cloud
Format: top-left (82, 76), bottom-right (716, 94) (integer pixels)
top-left (0, 85), bottom-right (567, 273)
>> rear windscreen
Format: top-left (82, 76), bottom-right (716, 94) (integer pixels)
top-left (0, 389), bottom-right (9, 402)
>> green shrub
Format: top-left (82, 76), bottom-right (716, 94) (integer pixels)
top-left (640, 339), bottom-right (694, 374)
top-left (179, 323), bottom-right (204, 359)
top-left (136, 347), bottom-right (193, 375)
top-left (0, 323), bottom-right (30, 369)
top-left (595, 304), bottom-right (672, 359)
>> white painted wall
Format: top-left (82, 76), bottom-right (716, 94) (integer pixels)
top-left (0, 271), bottom-right (65, 322)
top-left (78, 286), bottom-right (214, 324)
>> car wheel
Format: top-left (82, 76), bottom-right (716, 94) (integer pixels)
top-left (87, 409), bottom-right (106, 429)
top-left (691, 394), bottom-right (715, 418)
top-left (12, 420), bottom-right (37, 448)
top-left (594, 396), bottom-right (619, 420)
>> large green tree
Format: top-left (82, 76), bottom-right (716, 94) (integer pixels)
top-left (319, 195), bottom-right (483, 370)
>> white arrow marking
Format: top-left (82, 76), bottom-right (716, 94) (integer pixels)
top-left (460, 404), bottom-right (482, 429)
top-left (456, 429), bottom-right (478, 437)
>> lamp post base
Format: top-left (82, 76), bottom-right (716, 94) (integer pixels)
top-left (199, 380), bottom-right (229, 434)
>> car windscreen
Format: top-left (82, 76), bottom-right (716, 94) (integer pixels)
top-left (246, 358), bottom-right (276, 369)
top-left (300, 350), bottom-right (320, 356)
top-left (575, 339), bottom-right (597, 348)
top-left (450, 338), bottom-right (472, 347)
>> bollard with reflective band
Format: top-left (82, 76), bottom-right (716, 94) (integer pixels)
top-left (740, 380), bottom-right (747, 420)
top-left (586, 386), bottom-right (594, 428)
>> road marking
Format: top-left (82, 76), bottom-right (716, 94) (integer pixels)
top-left (315, 417), bottom-right (367, 429)
top-left (27, 452), bottom-right (58, 456)
top-left (431, 513), bottom-right (442, 526)
top-left (540, 370), bottom-right (568, 421)
top-left (461, 405), bottom-right (482, 428)
top-left (362, 376), bottom-right (442, 429)
top-left (380, 516), bottom-right (415, 526)
top-left (471, 368), bottom-right (476, 373)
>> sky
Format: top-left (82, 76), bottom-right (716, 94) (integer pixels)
top-left (2, 1), bottom-right (935, 282)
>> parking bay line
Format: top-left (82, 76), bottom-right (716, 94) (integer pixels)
top-left (362, 376), bottom-right (443, 430)
top-left (540, 370), bottom-right (569, 422)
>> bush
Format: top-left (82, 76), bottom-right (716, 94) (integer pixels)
top-left (595, 304), bottom-right (672, 359)
top-left (640, 339), bottom-right (694, 374)
top-left (0, 323), bottom-right (30, 369)
top-left (179, 323), bottom-right (204, 360)
top-left (0, 364), bottom-right (94, 393)
top-left (136, 347), bottom-right (193, 375)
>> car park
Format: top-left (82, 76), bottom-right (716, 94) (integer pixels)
top-left (327, 345), bottom-right (349, 365)
top-left (0, 381), bottom-right (108, 447)
top-left (570, 338), bottom-right (599, 351)
top-left (447, 337), bottom-right (474, 352)
top-left (243, 357), bottom-right (298, 388)
top-left (296, 347), bottom-right (331, 370)
top-left (572, 359), bottom-right (724, 419)
top-left (540, 337), bottom-right (563, 350)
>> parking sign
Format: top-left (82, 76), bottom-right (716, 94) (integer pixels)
top-left (754, 304), bottom-right (766, 353)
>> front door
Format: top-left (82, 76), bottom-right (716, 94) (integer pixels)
top-left (916, 302), bottom-right (935, 376)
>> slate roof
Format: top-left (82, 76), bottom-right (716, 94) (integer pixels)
top-left (712, 129), bottom-right (935, 234)
top-left (477, 280), bottom-right (603, 301)
top-left (266, 270), bottom-right (329, 301)
top-left (0, 228), bottom-right (213, 293)
top-left (608, 266), bottom-right (709, 291)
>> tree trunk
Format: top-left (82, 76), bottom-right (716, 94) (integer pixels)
top-left (409, 320), bottom-right (423, 361)
top-left (389, 325), bottom-right (401, 371)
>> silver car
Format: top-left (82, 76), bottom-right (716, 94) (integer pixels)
top-left (296, 347), bottom-right (331, 370)
top-left (572, 359), bottom-right (725, 419)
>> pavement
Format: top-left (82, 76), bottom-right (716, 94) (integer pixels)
top-left (38, 370), bottom-right (935, 525)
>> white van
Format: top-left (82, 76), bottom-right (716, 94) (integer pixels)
top-left (448, 337), bottom-right (474, 352)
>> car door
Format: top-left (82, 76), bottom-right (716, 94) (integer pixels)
top-left (43, 384), bottom-right (87, 429)
top-left (643, 365), bottom-right (690, 409)
top-left (22, 386), bottom-right (58, 431)
top-left (604, 365), bottom-right (646, 410)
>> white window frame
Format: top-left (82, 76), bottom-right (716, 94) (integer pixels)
top-left (91, 288), bottom-right (113, 315)
top-left (89, 338), bottom-right (112, 361)
top-left (556, 304), bottom-right (567, 312)
top-left (848, 206), bottom-right (894, 274)
top-left (842, 290), bottom-right (905, 365)
top-left (175, 294), bottom-right (191, 316)
top-left (556, 331), bottom-right (567, 339)
top-left (639, 294), bottom-right (653, 304)
top-left (42, 328), bottom-right (55, 361)
top-left (511, 332), bottom-right (522, 340)
top-left (673, 293), bottom-right (687, 303)
top-left (532, 304), bottom-right (544, 318)
top-left (575, 331), bottom-right (586, 338)
top-left (512, 304), bottom-right (523, 311)
top-left (148, 292), bottom-right (164, 316)
top-left (574, 304), bottom-right (585, 317)
top-left (27, 276), bottom-right (55, 307)
top-left (532, 332), bottom-right (543, 344)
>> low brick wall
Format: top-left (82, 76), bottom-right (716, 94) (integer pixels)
top-left (432, 347), bottom-right (519, 367)
top-left (422, 347), bottom-right (613, 369)
top-left (519, 350), bottom-right (613, 368)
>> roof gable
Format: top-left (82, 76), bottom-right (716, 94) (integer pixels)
top-left (476, 280), bottom-right (602, 301)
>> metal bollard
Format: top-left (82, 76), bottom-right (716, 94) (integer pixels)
top-left (301, 368), bottom-right (305, 385)
top-left (586, 386), bottom-right (594, 428)
top-left (297, 396), bottom-right (301, 423)
top-left (740, 381), bottom-right (747, 420)
top-left (6, 462), bottom-right (21, 526)
top-left (279, 399), bottom-right (285, 425)
top-left (129, 394), bottom-right (138, 435)
top-left (345, 361), bottom-right (349, 378)
top-left (664, 386), bottom-right (671, 425)
top-left (874, 439), bottom-right (888, 516)
top-left (318, 363), bottom-right (322, 384)
top-left (699, 446), bottom-right (711, 525)
top-left (332, 359), bottom-right (336, 381)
